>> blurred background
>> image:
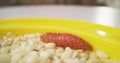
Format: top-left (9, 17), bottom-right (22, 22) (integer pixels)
top-left (0, 0), bottom-right (120, 8)
top-left (0, 0), bottom-right (120, 28)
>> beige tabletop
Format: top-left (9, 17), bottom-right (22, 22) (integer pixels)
top-left (0, 5), bottom-right (120, 28)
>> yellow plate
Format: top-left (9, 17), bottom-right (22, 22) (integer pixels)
top-left (0, 18), bottom-right (120, 60)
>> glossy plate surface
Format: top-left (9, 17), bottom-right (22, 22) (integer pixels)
top-left (0, 18), bottom-right (120, 60)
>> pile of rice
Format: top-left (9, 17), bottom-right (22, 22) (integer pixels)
top-left (0, 32), bottom-right (119, 63)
